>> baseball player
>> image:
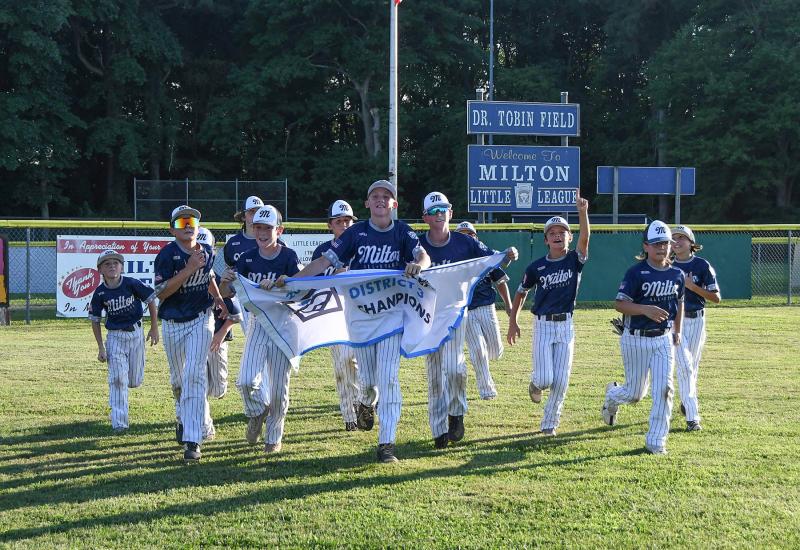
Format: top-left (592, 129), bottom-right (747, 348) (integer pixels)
top-left (422, 193), bottom-right (518, 449)
top-left (220, 205), bottom-right (302, 454)
top-left (311, 200), bottom-right (361, 431)
top-left (197, 228), bottom-right (243, 441)
top-left (276, 179), bottom-right (430, 463)
top-left (89, 249), bottom-right (159, 433)
top-left (154, 205), bottom-right (228, 462)
top-left (672, 225), bottom-right (721, 431)
top-left (224, 196), bottom-right (264, 267)
top-left (601, 220), bottom-right (685, 455)
top-left (455, 221), bottom-right (513, 400)
top-left (507, 191), bottom-right (590, 436)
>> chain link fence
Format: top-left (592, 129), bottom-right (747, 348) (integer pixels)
top-left (1, 223), bottom-right (797, 323)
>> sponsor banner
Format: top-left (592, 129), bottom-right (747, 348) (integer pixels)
top-left (278, 234), bottom-right (330, 265)
top-left (56, 235), bottom-right (173, 318)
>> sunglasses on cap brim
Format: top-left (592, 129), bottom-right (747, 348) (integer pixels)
top-left (172, 217), bottom-right (199, 229)
top-left (425, 206), bottom-right (450, 216)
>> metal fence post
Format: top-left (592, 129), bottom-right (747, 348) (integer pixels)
top-left (756, 242), bottom-right (762, 292)
top-left (789, 229), bottom-right (793, 305)
top-left (185, 177), bottom-right (190, 205)
top-left (25, 227), bottom-right (31, 325)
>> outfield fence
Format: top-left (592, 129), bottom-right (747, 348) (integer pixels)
top-left (1, 221), bottom-right (797, 322)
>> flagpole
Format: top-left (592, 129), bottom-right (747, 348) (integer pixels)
top-left (389, 0), bottom-right (399, 220)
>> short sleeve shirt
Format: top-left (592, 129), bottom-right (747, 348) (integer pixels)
top-left (616, 260), bottom-right (686, 331)
top-left (520, 249), bottom-right (587, 315)
top-left (154, 241), bottom-right (215, 321)
top-left (88, 276), bottom-right (155, 329)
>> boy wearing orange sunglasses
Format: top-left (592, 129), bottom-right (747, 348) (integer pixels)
top-left (154, 205), bottom-right (228, 462)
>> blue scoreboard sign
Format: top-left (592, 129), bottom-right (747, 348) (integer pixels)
top-left (467, 145), bottom-right (580, 213)
top-left (596, 166), bottom-right (696, 195)
top-left (467, 100), bottom-right (580, 137)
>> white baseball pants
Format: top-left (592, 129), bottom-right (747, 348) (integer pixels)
top-left (464, 305), bottom-right (502, 399)
top-left (104, 325), bottom-right (145, 429)
top-left (531, 317), bottom-right (575, 431)
top-left (330, 344), bottom-right (359, 424)
top-left (426, 322), bottom-right (468, 438)
top-left (354, 333), bottom-right (402, 445)
top-left (675, 313), bottom-right (706, 423)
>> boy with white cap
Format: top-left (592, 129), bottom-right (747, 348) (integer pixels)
top-left (455, 221), bottom-right (513, 400)
top-left (89, 249), bottom-right (159, 433)
top-left (311, 200), bottom-right (360, 431)
top-left (507, 190), bottom-right (590, 436)
top-left (601, 219), bottom-right (686, 455)
top-left (154, 205), bottom-right (228, 462)
top-left (220, 205), bottom-right (303, 454)
top-left (422, 193), bottom-right (518, 449)
top-left (671, 224), bottom-right (721, 432)
top-left (224, 196), bottom-right (265, 267)
top-left (276, 179), bottom-right (430, 463)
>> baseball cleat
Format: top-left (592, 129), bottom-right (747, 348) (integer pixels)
top-left (377, 443), bottom-right (399, 463)
top-left (448, 415), bottom-right (465, 442)
top-left (175, 422), bottom-right (184, 444)
top-left (686, 421), bottom-right (702, 432)
top-left (645, 444), bottom-right (667, 455)
top-left (601, 382), bottom-right (619, 426)
top-left (541, 428), bottom-right (556, 436)
top-left (183, 442), bottom-right (201, 462)
top-left (246, 408), bottom-right (269, 445)
top-left (344, 421), bottom-right (358, 432)
top-left (434, 433), bottom-right (449, 449)
top-left (356, 402), bottom-right (375, 431)
top-left (480, 392), bottom-right (498, 400)
top-left (264, 441), bottom-right (282, 454)
top-left (528, 382), bottom-right (543, 404)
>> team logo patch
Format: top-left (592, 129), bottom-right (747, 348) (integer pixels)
top-left (280, 289), bottom-right (343, 322)
top-left (407, 231), bottom-right (418, 240)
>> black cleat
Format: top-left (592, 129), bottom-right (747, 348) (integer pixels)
top-left (377, 443), bottom-right (399, 463)
top-left (183, 442), bottom-right (201, 462)
top-left (344, 421), bottom-right (358, 432)
top-left (448, 415), bottom-right (465, 442)
top-left (434, 433), bottom-right (449, 449)
top-left (356, 402), bottom-right (375, 431)
top-left (686, 421), bottom-right (702, 432)
top-left (176, 422), bottom-right (184, 444)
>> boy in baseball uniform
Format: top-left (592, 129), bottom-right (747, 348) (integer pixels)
top-left (220, 205), bottom-right (302, 454)
top-left (422, 193), bottom-right (517, 449)
top-left (311, 200), bottom-right (361, 431)
top-left (154, 205), bottom-right (228, 462)
top-left (455, 221), bottom-right (513, 400)
top-left (89, 249), bottom-right (159, 433)
top-left (507, 190), bottom-right (590, 436)
top-left (601, 220), bottom-right (685, 455)
top-left (276, 179), bottom-right (430, 463)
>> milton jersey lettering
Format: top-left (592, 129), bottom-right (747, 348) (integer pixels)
top-left (673, 256), bottom-right (719, 312)
top-left (88, 276), bottom-right (155, 330)
top-left (323, 220), bottom-right (421, 270)
top-left (616, 260), bottom-right (685, 331)
top-left (154, 241), bottom-right (215, 321)
top-left (521, 249), bottom-right (586, 315)
top-left (235, 246), bottom-right (301, 285)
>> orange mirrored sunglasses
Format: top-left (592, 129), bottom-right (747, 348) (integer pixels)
top-left (172, 217), bottom-right (199, 229)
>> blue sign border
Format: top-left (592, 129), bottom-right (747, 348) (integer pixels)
top-left (466, 100), bottom-right (580, 137)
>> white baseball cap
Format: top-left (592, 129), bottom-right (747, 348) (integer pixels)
top-left (244, 196), bottom-right (264, 211)
top-left (252, 205), bottom-right (281, 227)
top-left (672, 225), bottom-right (696, 243)
top-left (644, 220), bottom-right (674, 244)
top-left (367, 179), bottom-right (397, 199)
top-left (170, 205), bottom-right (201, 222)
top-left (97, 249), bottom-right (124, 268)
top-left (423, 192), bottom-right (452, 213)
top-left (197, 227), bottom-right (216, 247)
top-left (328, 200), bottom-right (358, 220)
top-left (455, 221), bottom-right (477, 235)
top-left (544, 216), bottom-right (570, 232)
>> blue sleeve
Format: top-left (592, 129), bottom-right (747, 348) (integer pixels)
top-left (572, 250), bottom-right (585, 273)
top-left (520, 263), bottom-right (537, 290)
top-left (677, 270), bottom-right (686, 301)
top-left (470, 236), bottom-right (493, 258)
top-left (234, 253), bottom-right (250, 278)
top-left (88, 290), bottom-right (104, 321)
top-left (400, 225), bottom-right (421, 263)
top-left (617, 267), bottom-right (638, 301)
top-left (153, 248), bottom-right (174, 285)
top-left (223, 239), bottom-right (235, 267)
top-left (702, 261), bottom-right (719, 291)
top-left (311, 243), bottom-right (323, 261)
top-left (286, 250), bottom-right (300, 277)
top-left (328, 226), bottom-right (356, 264)
top-left (490, 267), bottom-right (508, 283)
top-left (130, 278), bottom-right (155, 302)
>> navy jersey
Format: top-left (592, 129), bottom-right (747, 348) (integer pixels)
top-left (89, 276), bottom-right (155, 330)
top-left (423, 230), bottom-right (493, 267)
top-left (673, 255), bottom-right (719, 312)
top-left (154, 241), bottom-right (215, 321)
top-left (235, 245), bottom-right (301, 285)
top-left (470, 267), bottom-right (509, 310)
top-left (616, 260), bottom-right (686, 331)
top-left (223, 231), bottom-right (258, 267)
top-left (212, 274), bottom-right (243, 333)
top-left (312, 239), bottom-right (345, 276)
top-left (520, 249), bottom-right (586, 315)
top-left (324, 219), bottom-right (422, 270)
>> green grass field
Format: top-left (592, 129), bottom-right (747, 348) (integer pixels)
top-left (1, 305), bottom-right (798, 548)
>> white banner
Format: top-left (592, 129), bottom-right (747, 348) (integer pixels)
top-left (232, 253), bottom-right (506, 367)
top-left (56, 235), bottom-right (173, 318)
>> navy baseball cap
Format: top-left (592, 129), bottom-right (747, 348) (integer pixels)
top-left (328, 200), bottom-right (357, 220)
top-left (644, 220), bottom-right (674, 244)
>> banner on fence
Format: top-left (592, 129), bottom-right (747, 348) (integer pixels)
top-left (56, 235), bottom-right (173, 318)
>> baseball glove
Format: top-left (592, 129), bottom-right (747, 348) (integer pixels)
top-left (610, 317), bottom-right (624, 336)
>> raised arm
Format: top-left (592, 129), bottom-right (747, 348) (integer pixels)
top-left (576, 187), bottom-right (590, 258)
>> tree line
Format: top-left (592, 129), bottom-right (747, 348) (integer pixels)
top-left (1, 0), bottom-right (797, 222)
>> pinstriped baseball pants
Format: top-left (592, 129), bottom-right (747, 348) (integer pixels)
top-left (162, 311), bottom-right (214, 445)
top-left (675, 314), bottom-right (706, 423)
top-left (330, 344), bottom-right (359, 423)
top-left (426, 322), bottom-right (468, 438)
top-left (464, 305), bottom-right (502, 399)
top-left (207, 341), bottom-right (229, 399)
top-left (354, 333), bottom-right (402, 445)
top-left (105, 326), bottom-right (145, 429)
top-left (607, 333), bottom-right (675, 450)
top-left (531, 317), bottom-right (575, 431)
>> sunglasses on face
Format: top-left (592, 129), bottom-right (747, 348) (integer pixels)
top-left (172, 217), bottom-right (199, 229)
top-left (425, 207), bottom-right (449, 216)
